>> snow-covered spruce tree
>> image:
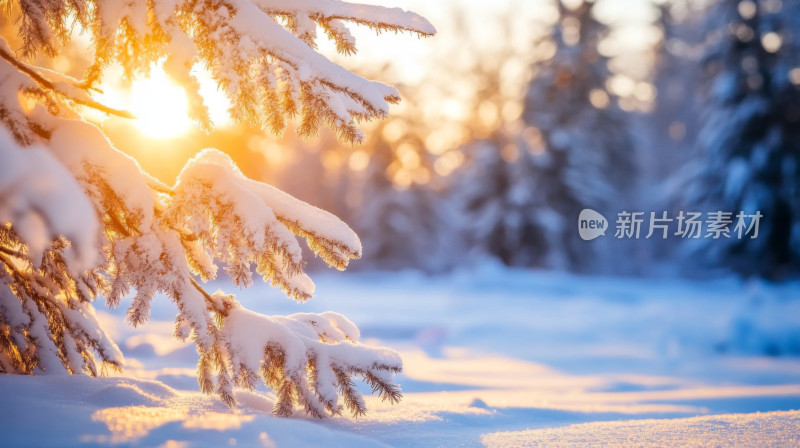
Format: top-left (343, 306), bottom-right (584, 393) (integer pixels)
top-left (352, 127), bottom-right (455, 273)
top-left (681, 0), bottom-right (800, 278)
top-left (523, 0), bottom-right (635, 271)
top-left (0, 0), bottom-right (434, 418)
top-left (453, 136), bottom-right (556, 267)
top-left (456, 0), bottom-right (634, 271)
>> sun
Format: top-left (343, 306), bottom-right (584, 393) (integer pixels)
top-left (88, 63), bottom-right (232, 139)
top-left (129, 69), bottom-right (193, 138)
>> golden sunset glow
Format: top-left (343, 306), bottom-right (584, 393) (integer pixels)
top-left (129, 69), bottom-right (192, 138)
top-left (90, 64), bottom-right (232, 139)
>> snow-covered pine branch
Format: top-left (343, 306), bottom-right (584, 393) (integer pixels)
top-left (12, 0), bottom-right (434, 141)
top-left (0, 0), bottom-right (433, 418)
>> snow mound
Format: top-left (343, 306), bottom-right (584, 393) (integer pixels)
top-left (482, 410), bottom-right (800, 448)
top-left (0, 375), bottom-right (389, 448)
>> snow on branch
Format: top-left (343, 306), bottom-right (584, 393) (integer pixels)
top-left (223, 307), bottom-right (401, 417)
top-left (167, 148), bottom-right (361, 301)
top-left (0, 130), bottom-right (98, 270)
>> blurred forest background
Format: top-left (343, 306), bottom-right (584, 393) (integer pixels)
top-left (6, 0), bottom-right (799, 281)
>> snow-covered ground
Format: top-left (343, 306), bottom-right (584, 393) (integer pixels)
top-left (3, 266), bottom-right (800, 447)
